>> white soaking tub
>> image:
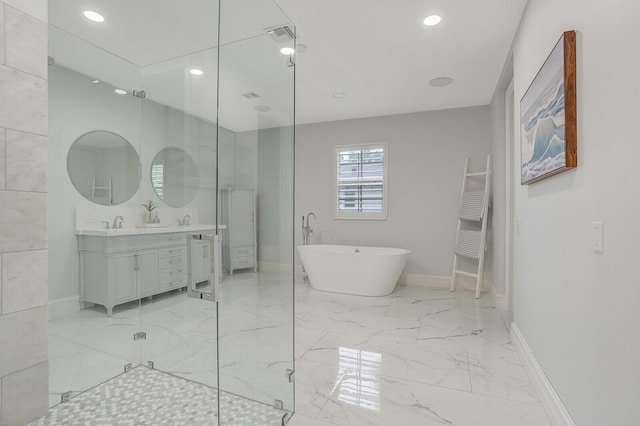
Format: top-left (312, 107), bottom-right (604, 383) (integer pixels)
top-left (297, 244), bottom-right (410, 296)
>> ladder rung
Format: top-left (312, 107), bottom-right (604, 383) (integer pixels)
top-left (465, 172), bottom-right (487, 177)
top-left (454, 270), bottom-right (478, 278)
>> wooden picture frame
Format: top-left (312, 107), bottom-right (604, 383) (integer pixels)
top-left (520, 30), bottom-right (576, 185)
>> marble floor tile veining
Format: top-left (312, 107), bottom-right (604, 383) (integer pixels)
top-left (294, 282), bottom-right (551, 426)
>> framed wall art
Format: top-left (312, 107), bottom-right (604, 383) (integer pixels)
top-left (520, 30), bottom-right (576, 185)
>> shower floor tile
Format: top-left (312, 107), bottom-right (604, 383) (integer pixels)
top-left (31, 366), bottom-right (287, 426)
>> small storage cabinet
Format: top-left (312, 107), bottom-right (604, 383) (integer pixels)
top-left (221, 189), bottom-right (257, 274)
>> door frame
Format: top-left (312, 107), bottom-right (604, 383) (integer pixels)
top-left (504, 78), bottom-right (514, 312)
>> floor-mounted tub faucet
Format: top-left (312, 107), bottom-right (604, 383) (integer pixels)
top-left (302, 212), bottom-right (316, 245)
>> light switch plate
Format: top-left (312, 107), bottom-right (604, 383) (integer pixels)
top-left (593, 222), bottom-right (604, 253)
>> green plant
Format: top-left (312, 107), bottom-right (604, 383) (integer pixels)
top-left (142, 200), bottom-right (158, 212)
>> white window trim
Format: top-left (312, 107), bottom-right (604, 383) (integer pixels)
top-left (334, 142), bottom-right (388, 220)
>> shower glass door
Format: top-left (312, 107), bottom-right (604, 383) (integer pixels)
top-left (216, 0), bottom-right (296, 420)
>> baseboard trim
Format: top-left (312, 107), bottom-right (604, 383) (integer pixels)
top-left (491, 287), bottom-right (507, 310)
top-left (511, 323), bottom-right (576, 426)
top-left (48, 295), bottom-right (79, 306)
top-left (398, 273), bottom-right (491, 293)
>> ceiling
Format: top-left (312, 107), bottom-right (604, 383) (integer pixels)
top-left (49, 0), bottom-right (527, 131)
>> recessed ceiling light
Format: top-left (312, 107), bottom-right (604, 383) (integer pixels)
top-left (254, 105), bottom-right (272, 112)
top-left (429, 77), bottom-right (453, 87)
top-left (423, 15), bottom-right (442, 26)
top-left (83, 10), bottom-right (105, 23)
top-left (91, 79), bottom-right (100, 84)
top-left (280, 47), bottom-right (295, 55)
top-left (333, 92), bottom-right (346, 99)
top-left (189, 68), bottom-right (204, 76)
top-left (114, 89), bottom-right (127, 95)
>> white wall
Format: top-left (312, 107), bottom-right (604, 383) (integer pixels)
top-left (511, 1), bottom-right (640, 424)
top-left (295, 107), bottom-right (492, 279)
top-left (49, 65), bottom-right (235, 300)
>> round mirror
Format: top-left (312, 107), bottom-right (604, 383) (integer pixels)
top-left (67, 130), bottom-right (141, 205)
top-left (151, 147), bottom-right (199, 207)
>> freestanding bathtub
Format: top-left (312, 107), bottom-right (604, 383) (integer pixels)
top-left (297, 244), bottom-right (410, 296)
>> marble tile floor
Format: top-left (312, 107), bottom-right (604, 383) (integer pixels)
top-left (47, 271), bottom-right (550, 425)
top-left (292, 283), bottom-right (551, 426)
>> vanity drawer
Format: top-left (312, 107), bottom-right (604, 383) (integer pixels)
top-left (160, 267), bottom-right (186, 283)
top-left (159, 256), bottom-right (185, 269)
top-left (231, 256), bottom-right (254, 269)
top-left (160, 274), bottom-right (187, 289)
top-left (157, 233), bottom-right (185, 245)
top-left (159, 246), bottom-right (186, 259)
top-left (231, 246), bottom-right (254, 257)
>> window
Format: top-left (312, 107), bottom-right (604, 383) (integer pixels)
top-left (151, 161), bottom-right (164, 198)
top-left (334, 142), bottom-right (387, 220)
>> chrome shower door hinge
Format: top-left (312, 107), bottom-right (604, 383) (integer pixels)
top-left (147, 361), bottom-right (154, 369)
top-left (61, 391), bottom-right (72, 403)
top-left (282, 412), bottom-right (293, 425)
top-left (133, 331), bottom-right (147, 341)
top-left (124, 363), bottom-right (133, 373)
top-left (273, 399), bottom-right (284, 410)
top-left (285, 368), bottom-right (295, 383)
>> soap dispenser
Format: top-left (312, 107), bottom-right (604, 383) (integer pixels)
top-left (153, 212), bottom-right (160, 223)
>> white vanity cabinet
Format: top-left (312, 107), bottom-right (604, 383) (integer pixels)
top-left (221, 189), bottom-right (257, 274)
top-left (78, 233), bottom-right (186, 316)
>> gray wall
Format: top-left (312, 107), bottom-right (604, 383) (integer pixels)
top-left (294, 107), bottom-right (493, 279)
top-left (0, 1), bottom-right (50, 423)
top-left (512, 0), bottom-right (640, 424)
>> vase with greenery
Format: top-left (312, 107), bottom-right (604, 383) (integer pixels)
top-left (142, 200), bottom-right (158, 223)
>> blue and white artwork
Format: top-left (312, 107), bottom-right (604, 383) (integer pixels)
top-left (520, 36), bottom-right (568, 184)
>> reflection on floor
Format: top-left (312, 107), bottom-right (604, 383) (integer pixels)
top-left (47, 271), bottom-right (294, 410)
top-left (291, 284), bottom-right (552, 426)
top-left (32, 366), bottom-right (286, 425)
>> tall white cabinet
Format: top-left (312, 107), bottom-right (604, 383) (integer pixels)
top-left (221, 189), bottom-right (257, 274)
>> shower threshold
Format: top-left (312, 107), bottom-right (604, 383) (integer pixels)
top-left (31, 366), bottom-right (291, 425)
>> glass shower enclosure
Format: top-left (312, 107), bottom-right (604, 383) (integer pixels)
top-left (47, 0), bottom-right (295, 423)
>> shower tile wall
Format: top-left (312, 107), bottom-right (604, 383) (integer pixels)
top-left (0, 0), bottom-right (49, 424)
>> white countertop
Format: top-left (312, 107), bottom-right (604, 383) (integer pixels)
top-left (75, 224), bottom-right (226, 237)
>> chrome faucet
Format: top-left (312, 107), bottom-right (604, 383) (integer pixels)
top-left (302, 212), bottom-right (316, 245)
top-left (112, 215), bottom-right (124, 229)
top-left (177, 214), bottom-right (191, 226)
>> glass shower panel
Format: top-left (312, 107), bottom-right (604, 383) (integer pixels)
top-left (217, 0), bottom-right (296, 417)
top-left (137, 43), bottom-right (220, 392)
top-left (47, 25), bottom-right (145, 406)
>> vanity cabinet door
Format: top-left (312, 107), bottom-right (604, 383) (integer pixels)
top-left (137, 249), bottom-right (160, 297)
top-left (113, 253), bottom-right (137, 302)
